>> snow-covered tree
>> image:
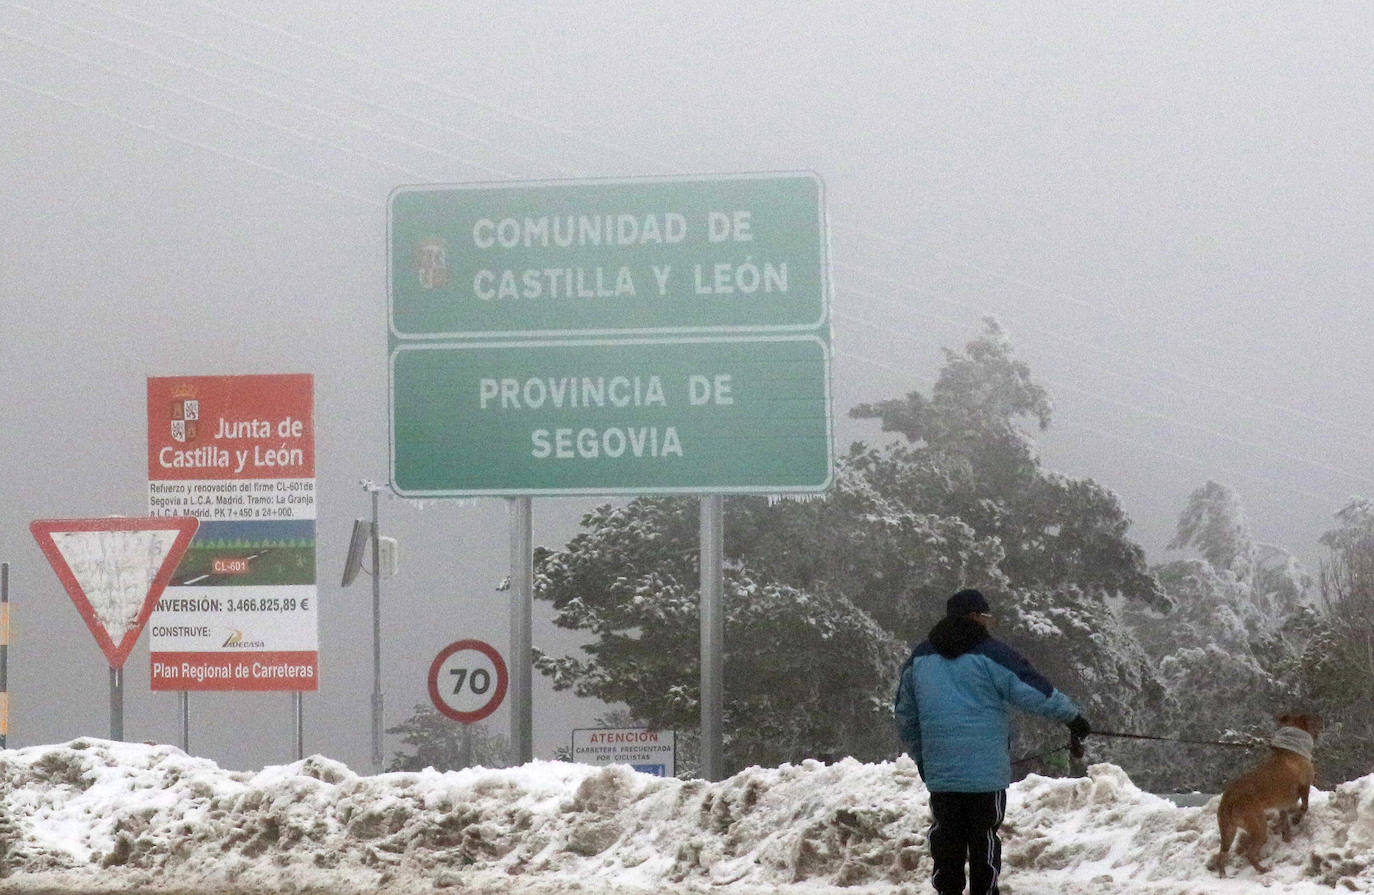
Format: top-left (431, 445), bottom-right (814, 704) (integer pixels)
top-left (727, 444), bottom-right (1009, 635)
top-left (851, 318), bottom-right (1166, 609)
top-left (1123, 559), bottom-right (1300, 789)
top-left (534, 322), bottom-right (1172, 778)
top-left (849, 319), bottom-right (1171, 759)
top-left (1291, 498), bottom-right (1374, 783)
top-left (386, 706), bottom-right (509, 772)
top-left (1120, 483), bottom-right (1311, 790)
top-left (850, 317), bottom-right (1051, 498)
top-left (1169, 480), bottom-right (1256, 581)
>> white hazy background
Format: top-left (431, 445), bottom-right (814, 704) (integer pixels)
top-left (2, 2), bottom-right (1372, 772)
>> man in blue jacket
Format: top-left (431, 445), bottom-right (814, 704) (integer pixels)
top-left (894, 588), bottom-right (1091, 895)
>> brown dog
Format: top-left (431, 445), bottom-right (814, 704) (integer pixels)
top-left (1209, 712), bottom-right (1322, 877)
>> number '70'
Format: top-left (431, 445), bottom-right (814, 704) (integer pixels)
top-left (450, 667), bottom-right (492, 695)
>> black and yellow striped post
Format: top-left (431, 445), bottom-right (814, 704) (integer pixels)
top-left (2, 561), bottom-right (9, 749)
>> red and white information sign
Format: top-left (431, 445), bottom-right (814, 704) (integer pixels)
top-left (428, 640), bottom-right (508, 723)
top-left (147, 374), bottom-right (315, 510)
top-left (146, 374), bottom-right (318, 691)
top-left (571, 727), bottom-right (676, 777)
top-left (30, 517), bottom-right (199, 668)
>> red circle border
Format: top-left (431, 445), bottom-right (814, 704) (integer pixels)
top-left (427, 639), bottom-right (509, 724)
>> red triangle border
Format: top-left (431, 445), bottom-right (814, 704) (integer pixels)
top-left (29, 516), bottom-right (199, 668)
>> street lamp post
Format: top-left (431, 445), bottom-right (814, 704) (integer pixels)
top-left (342, 480), bottom-right (387, 774)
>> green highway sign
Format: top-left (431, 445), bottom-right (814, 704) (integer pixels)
top-left (387, 172), bottom-right (833, 496)
top-left (389, 336), bottom-right (832, 496)
top-left (389, 172), bottom-right (826, 339)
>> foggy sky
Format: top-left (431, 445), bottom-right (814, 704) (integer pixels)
top-left (3, 2), bottom-right (1372, 771)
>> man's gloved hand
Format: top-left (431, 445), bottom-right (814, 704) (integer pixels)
top-left (1067, 715), bottom-right (1091, 740)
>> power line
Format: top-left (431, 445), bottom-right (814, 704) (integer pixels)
top-left (182, 0), bottom-right (660, 172)
top-left (100, 0), bottom-right (1363, 428)
top-left (419, 0), bottom-right (1355, 404)
top-left (0, 74), bottom-right (379, 207)
top-left (1051, 419), bottom-right (1336, 506)
top-left (0, 25), bottom-right (433, 183)
top-left (7, 3), bottom-right (1367, 506)
top-left (832, 276), bottom-right (1374, 460)
top-left (79, 0), bottom-right (1367, 458)
top-left (835, 307), bottom-right (1374, 491)
top-left (65, 0), bottom-right (554, 178)
top-left (834, 348), bottom-right (1338, 506)
top-left (833, 258), bottom-right (1374, 445)
top-left (831, 223), bottom-right (1368, 408)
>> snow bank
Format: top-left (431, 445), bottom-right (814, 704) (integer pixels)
top-left (0, 739), bottom-right (1371, 894)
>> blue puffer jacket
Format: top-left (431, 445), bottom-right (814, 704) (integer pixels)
top-left (894, 616), bottom-right (1080, 792)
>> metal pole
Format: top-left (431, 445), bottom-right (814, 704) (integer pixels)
top-left (109, 666), bottom-right (123, 741)
top-left (509, 497), bottom-right (533, 765)
top-left (2, 562), bottom-right (9, 749)
top-left (179, 691), bottom-right (189, 752)
top-left (294, 693), bottom-right (304, 760)
top-left (370, 487), bottom-right (383, 773)
top-left (700, 495), bottom-right (724, 781)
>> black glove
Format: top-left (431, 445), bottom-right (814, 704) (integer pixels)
top-left (1067, 715), bottom-right (1091, 740)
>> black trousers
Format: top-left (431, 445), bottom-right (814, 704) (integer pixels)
top-left (927, 790), bottom-right (1006, 895)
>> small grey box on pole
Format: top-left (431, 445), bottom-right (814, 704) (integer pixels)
top-left (700, 495), bottom-right (724, 781)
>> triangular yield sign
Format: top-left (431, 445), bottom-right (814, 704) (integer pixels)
top-left (30, 516), bottom-right (199, 668)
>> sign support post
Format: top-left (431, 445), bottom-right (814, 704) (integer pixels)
top-left (509, 497), bottom-right (533, 765)
top-left (369, 484), bottom-right (384, 772)
top-left (700, 496), bottom-right (724, 780)
top-left (179, 692), bottom-right (189, 752)
top-left (294, 694), bottom-right (304, 760)
top-left (109, 667), bottom-right (123, 740)
top-left (1, 561), bottom-right (8, 750)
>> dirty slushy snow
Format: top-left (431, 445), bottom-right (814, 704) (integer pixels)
top-left (0, 739), bottom-right (1370, 894)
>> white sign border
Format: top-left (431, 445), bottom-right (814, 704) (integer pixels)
top-left (387, 170), bottom-right (831, 342)
top-left (388, 333), bottom-right (835, 498)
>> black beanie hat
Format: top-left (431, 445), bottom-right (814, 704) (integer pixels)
top-left (946, 588), bottom-right (991, 617)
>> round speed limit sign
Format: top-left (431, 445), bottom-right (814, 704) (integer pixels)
top-left (427, 639), bottom-right (509, 723)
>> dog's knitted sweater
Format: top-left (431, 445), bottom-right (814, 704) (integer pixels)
top-left (1270, 726), bottom-right (1314, 760)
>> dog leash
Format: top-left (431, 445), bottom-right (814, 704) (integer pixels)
top-left (1092, 730), bottom-right (1259, 749)
top-left (1010, 730), bottom-right (1256, 767)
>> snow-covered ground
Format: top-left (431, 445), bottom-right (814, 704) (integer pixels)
top-left (1, 740), bottom-right (1371, 894)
